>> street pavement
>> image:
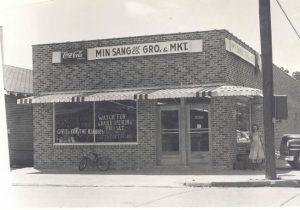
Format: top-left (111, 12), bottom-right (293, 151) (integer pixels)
top-left (3, 159), bottom-right (300, 208)
top-left (9, 159), bottom-right (300, 188)
top-left (8, 186), bottom-right (300, 207)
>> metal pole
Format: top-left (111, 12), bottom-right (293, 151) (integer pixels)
top-left (0, 26), bottom-right (12, 208)
top-left (259, 0), bottom-right (277, 180)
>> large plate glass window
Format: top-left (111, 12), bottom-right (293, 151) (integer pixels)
top-left (55, 102), bottom-right (94, 143)
top-left (95, 100), bottom-right (137, 143)
top-left (54, 100), bottom-right (137, 144)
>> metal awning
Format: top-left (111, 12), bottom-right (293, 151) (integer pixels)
top-left (200, 85), bottom-right (263, 97)
top-left (17, 90), bottom-right (142, 104)
top-left (138, 87), bottom-right (206, 99)
top-left (136, 85), bottom-right (263, 99)
top-left (17, 93), bottom-right (84, 104)
top-left (84, 90), bottom-right (142, 102)
top-left (17, 85), bottom-right (263, 104)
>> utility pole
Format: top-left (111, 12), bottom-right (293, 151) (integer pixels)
top-left (259, 0), bottom-right (277, 180)
top-left (0, 26), bottom-right (12, 208)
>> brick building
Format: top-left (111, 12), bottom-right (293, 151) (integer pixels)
top-left (19, 29), bottom-right (300, 170)
top-left (4, 65), bottom-right (33, 167)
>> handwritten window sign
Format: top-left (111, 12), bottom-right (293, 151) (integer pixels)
top-left (52, 49), bottom-right (87, 63)
top-left (95, 101), bottom-right (137, 142)
top-left (87, 40), bottom-right (203, 60)
top-left (225, 38), bottom-right (255, 66)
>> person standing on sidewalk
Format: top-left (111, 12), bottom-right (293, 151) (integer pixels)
top-left (249, 124), bottom-right (265, 169)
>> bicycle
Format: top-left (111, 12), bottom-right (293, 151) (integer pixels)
top-left (78, 151), bottom-right (110, 171)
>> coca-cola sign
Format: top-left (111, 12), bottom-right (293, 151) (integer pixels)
top-left (62, 50), bottom-right (85, 59)
top-left (52, 50), bottom-right (87, 63)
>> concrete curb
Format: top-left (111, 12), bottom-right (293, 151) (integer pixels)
top-left (185, 180), bottom-right (300, 188)
top-left (12, 179), bottom-right (300, 188)
top-left (11, 183), bottom-right (185, 188)
top-left (269, 180), bottom-right (300, 187)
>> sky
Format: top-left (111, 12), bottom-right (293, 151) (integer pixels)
top-left (0, 0), bottom-right (300, 74)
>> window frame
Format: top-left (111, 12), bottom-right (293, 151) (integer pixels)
top-left (53, 101), bottom-right (139, 145)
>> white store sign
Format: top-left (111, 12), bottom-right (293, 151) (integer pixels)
top-left (88, 40), bottom-right (203, 60)
top-left (225, 38), bottom-right (256, 66)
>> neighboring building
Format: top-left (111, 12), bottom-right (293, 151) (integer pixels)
top-left (4, 65), bottom-right (33, 167)
top-left (19, 30), bottom-right (300, 170)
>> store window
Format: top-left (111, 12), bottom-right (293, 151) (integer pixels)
top-left (236, 101), bottom-right (250, 143)
top-left (95, 101), bottom-right (137, 143)
top-left (54, 100), bottom-right (137, 144)
top-left (55, 102), bottom-right (94, 143)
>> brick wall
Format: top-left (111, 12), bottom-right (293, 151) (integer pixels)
top-left (33, 103), bottom-right (54, 168)
top-left (273, 68), bottom-right (300, 149)
top-left (224, 32), bottom-right (262, 89)
top-left (210, 97), bottom-right (237, 169)
top-left (33, 100), bottom-right (156, 169)
top-left (33, 30), bottom-right (228, 93)
top-left (5, 95), bottom-right (33, 167)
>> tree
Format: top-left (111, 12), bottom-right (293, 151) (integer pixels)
top-left (292, 71), bottom-right (300, 81)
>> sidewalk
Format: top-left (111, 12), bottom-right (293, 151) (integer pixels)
top-left (10, 160), bottom-right (300, 188)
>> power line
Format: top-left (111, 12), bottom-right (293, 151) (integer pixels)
top-left (275, 0), bottom-right (300, 39)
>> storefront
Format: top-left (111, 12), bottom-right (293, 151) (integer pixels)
top-left (19, 30), bottom-right (300, 170)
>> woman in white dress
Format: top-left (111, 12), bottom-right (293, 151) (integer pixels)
top-left (249, 124), bottom-right (265, 169)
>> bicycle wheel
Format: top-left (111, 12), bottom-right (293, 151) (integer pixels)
top-left (78, 157), bottom-right (88, 171)
top-left (97, 157), bottom-right (110, 171)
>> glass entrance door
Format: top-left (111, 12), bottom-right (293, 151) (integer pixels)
top-left (160, 108), bottom-right (180, 165)
top-left (158, 104), bottom-right (209, 165)
top-left (188, 107), bottom-right (210, 164)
